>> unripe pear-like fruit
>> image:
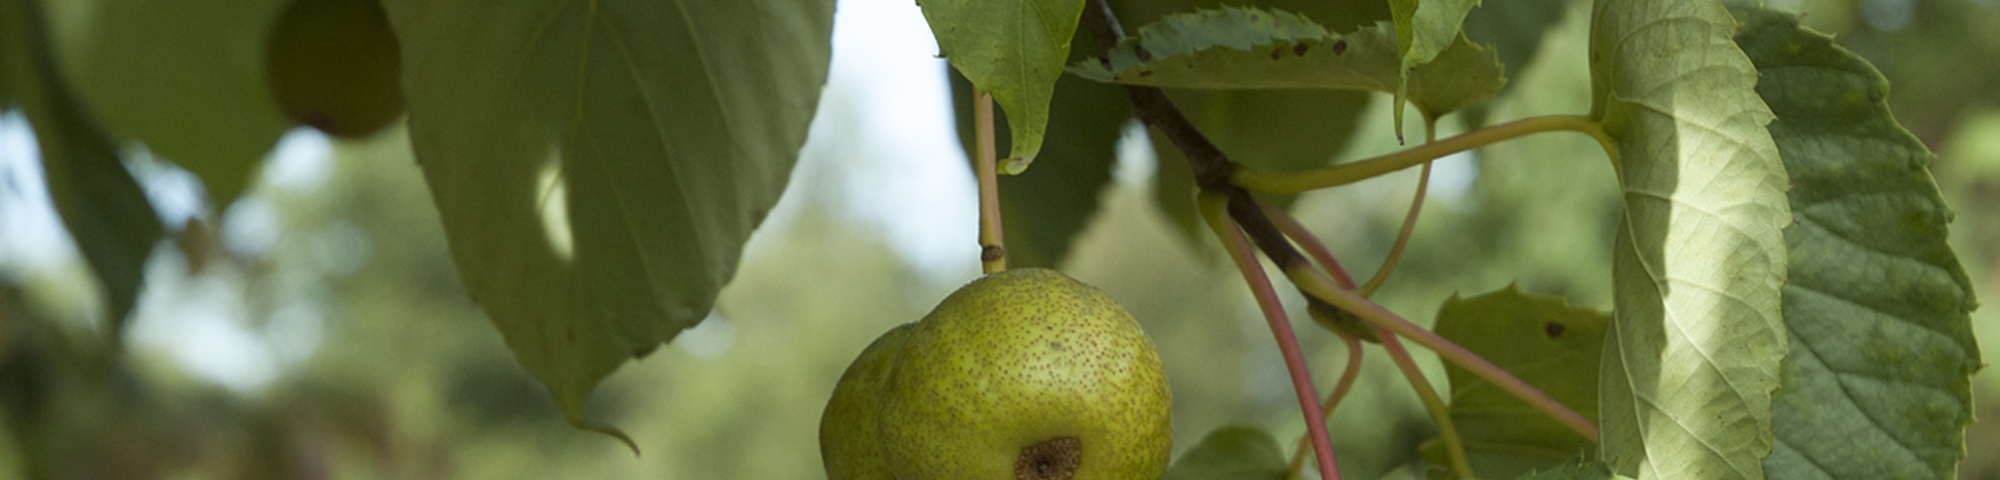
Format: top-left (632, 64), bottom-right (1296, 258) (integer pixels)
top-left (880, 268), bottom-right (1172, 480)
top-left (820, 323), bottom-right (913, 480)
top-left (264, 0), bottom-right (405, 139)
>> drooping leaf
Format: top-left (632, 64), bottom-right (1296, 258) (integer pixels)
top-left (1072, 8), bottom-right (1502, 121)
top-left (1, 0), bottom-right (163, 332)
top-left (1388, 0), bottom-right (1479, 68)
top-left (1589, 0), bottom-right (1792, 479)
top-left (1161, 425), bottom-right (1290, 480)
top-left (41, 0), bottom-right (292, 207)
top-left (919, 0), bottom-right (1082, 172)
top-left (1424, 286), bottom-right (1604, 480)
top-left (948, 67), bottom-right (1126, 268)
top-left (1726, 5), bottom-right (1981, 479)
top-left (1387, 0), bottom-right (1480, 135)
top-left (382, 0), bottom-right (833, 446)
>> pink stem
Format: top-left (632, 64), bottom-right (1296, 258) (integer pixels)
top-left (1206, 195), bottom-right (1342, 480)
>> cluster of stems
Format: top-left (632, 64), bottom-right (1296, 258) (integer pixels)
top-left (1064, 1), bottom-right (1620, 478)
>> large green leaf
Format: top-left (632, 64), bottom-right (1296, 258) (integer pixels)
top-left (1161, 425), bottom-right (1290, 480)
top-left (1726, 5), bottom-right (1981, 479)
top-left (947, 68), bottom-right (1125, 268)
top-left (1071, 8), bottom-right (1502, 121)
top-left (382, 0), bottom-right (832, 445)
top-left (1425, 286), bottom-right (1604, 480)
top-left (41, 0), bottom-right (291, 207)
top-left (1589, 0), bottom-right (1792, 479)
top-left (1, 0), bottom-right (162, 331)
top-left (919, 0), bottom-right (1081, 172)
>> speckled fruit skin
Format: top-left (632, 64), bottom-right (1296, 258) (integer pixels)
top-left (820, 323), bottom-right (913, 480)
top-left (880, 268), bottom-right (1172, 480)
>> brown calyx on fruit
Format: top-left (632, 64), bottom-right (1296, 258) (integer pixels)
top-left (1015, 436), bottom-right (1082, 480)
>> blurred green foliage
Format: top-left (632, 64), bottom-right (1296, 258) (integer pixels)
top-left (4, 0), bottom-right (2000, 479)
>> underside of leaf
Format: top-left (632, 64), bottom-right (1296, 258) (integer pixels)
top-left (1070, 7), bottom-right (1502, 120)
top-left (1727, 4), bottom-right (1981, 479)
top-left (1590, 0), bottom-right (1792, 478)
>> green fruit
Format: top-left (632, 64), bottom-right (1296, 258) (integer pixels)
top-left (880, 268), bottom-right (1172, 480)
top-left (263, 0), bottom-right (404, 139)
top-left (821, 323), bottom-right (914, 480)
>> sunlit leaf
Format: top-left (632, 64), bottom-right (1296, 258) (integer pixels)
top-left (1590, 0), bottom-right (1792, 478)
top-left (1071, 8), bottom-right (1502, 121)
top-left (41, 0), bottom-right (291, 207)
top-left (1161, 425), bottom-right (1290, 480)
top-left (383, 0), bottom-right (833, 446)
top-left (1727, 4), bottom-right (1981, 479)
top-left (919, 0), bottom-right (1082, 171)
top-left (1, 0), bottom-right (162, 331)
top-left (1424, 286), bottom-right (1604, 480)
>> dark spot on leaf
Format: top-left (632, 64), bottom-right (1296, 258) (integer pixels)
top-left (1139, 70), bottom-right (1152, 77)
top-left (1099, 57), bottom-right (1111, 68)
top-left (1250, 13), bottom-right (1260, 22)
top-left (1271, 47), bottom-right (1283, 60)
top-left (1135, 46), bottom-right (1153, 62)
top-left (1333, 40), bottom-right (1348, 55)
top-left (1294, 43), bottom-right (1309, 56)
top-left (1544, 322), bottom-right (1566, 339)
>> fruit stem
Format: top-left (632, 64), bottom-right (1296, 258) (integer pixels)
top-left (1284, 265), bottom-right (1600, 442)
top-left (1360, 121), bottom-right (1437, 296)
top-left (1377, 327), bottom-right (1473, 479)
top-left (974, 88), bottom-right (1007, 274)
top-left (1288, 334), bottom-right (1364, 480)
top-left (1202, 192), bottom-right (1342, 480)
top-left (1232, 115), bottom-right (1617, 194)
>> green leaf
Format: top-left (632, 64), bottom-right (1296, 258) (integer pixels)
top-left (1388, 0), bottom-right (1480, 67)
top-left (1726, 5), bottom-right (1981, 479)
top-left (919, 0), bottom-right (1082, 171)
top-left (1388, 0), bottom-right (1480, 135)
top-left (1161, 425), bottom-right (1290, 480)
top-left (42, 0), bottom-right (291, 207)
top-left (948, 68), bottom-right (1126, 268)
top-left (1424, 286), bottom-right (1604, 480)
top-left (1, 0), bottom-right (163, 331)
top-left (1071, 8), bottom-right (1502, 121)
top-left (382, 0), bottom-right (833, 447)
top-left (1509, 459), bottom-right (1619, 480)
top-left (1589, 0), bottom-right (1792, 479)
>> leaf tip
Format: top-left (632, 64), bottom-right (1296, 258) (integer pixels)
top-left (1000, 156), bottom-right (1032, 175)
